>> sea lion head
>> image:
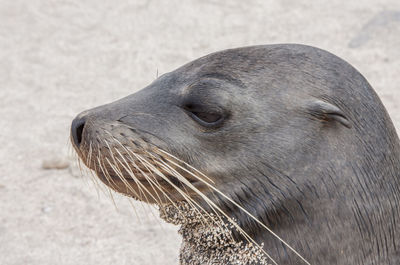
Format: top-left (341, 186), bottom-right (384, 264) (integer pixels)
top-left (71, 44), bottom-right (400, 264)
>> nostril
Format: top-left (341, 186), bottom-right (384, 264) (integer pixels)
top-left (71, 117), bottom-right (86, 148)
top-left (76, 123), bottom-right (84, 145)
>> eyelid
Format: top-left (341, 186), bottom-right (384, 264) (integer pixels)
top-left (183, 102), bottom-right (223, 114)
top-left (188, 111), bottom-right (224, 127)
top-left (192, 111), bottom-right (221, 123)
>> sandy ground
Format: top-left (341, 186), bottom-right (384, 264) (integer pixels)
top-left (0, 0), bottom-right (399, 264)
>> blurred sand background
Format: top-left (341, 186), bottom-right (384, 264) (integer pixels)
top-left (0, 0), bottom-right (399, 264)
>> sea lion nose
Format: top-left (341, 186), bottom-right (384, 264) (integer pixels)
top-left (71, 115), bottom-right (87, 148)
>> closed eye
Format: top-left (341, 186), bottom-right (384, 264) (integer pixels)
top-left (183, 103), bottom-right (225, 127)
top-left (191, 111), bottom-right (222, 123)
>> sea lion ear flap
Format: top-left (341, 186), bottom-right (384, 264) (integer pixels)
top-left (306, 100), bottom-right (352, 128)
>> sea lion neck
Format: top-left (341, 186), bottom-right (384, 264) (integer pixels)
top-left (159, 201), bottom-right (271, 265)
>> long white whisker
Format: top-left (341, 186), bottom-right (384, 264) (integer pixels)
top-left (96, 154), bottom-right (119, 210)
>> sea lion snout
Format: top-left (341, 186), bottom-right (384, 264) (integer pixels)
top-left (69, 96), bottom-right (212, 203)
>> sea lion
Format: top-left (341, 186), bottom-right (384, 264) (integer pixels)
top-left (70, 44), bottom-right (400, 265)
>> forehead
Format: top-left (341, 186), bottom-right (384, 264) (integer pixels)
top-left (153, 45), bottom-right (319, 104)
top-left (166, 50), bottom-right (263, 96)
top-left (176, 73), bottom-right (245, 98)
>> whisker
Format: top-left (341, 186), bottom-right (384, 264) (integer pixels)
top-left (72, 152), bottom-right (94, 193)
top-left (75, 151), bottom-right (104, 198)
top-left (126, 197), bottom-right (142, 224)
top-left (86, 142), bottom-right (93, 168)
top-left (97, 154), bottom-right (119, 211)
top-left (86, 155), bottom-right (104, 199)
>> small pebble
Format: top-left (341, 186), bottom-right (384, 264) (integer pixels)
top-left (42, 158), bottom-right (70, 170)
top-left (41, 206), bottom-right (53, 213)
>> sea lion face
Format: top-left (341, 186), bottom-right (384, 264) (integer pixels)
top-left (70, 45), bottom-right (351, 206)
